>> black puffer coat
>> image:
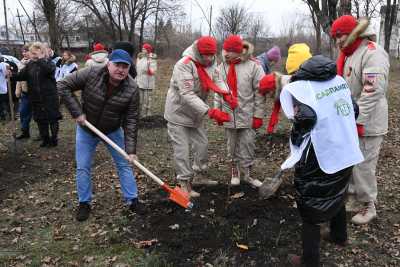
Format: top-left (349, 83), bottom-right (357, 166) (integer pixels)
top-left (58, 66), bottom-right (140, 154)
top-left (13, 58), bottom-right (62, 123)
top-left (290, 55), bottom-right (356, 224)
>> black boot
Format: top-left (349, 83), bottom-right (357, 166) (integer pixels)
top-left (40, 136), bottom-right (50, 147)
top-left (38, 123), bottom-right (50, 148)
top-left (16, 129), bottom-right (30, 140)
top-left (49, 122), bottom-right (59, 147)
top-left (76, 202), bottom-right (91, 221)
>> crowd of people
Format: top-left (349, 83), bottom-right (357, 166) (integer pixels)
top-left (0, 14), bottom-right (390, 267)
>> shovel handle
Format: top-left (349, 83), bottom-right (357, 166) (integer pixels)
top-left (83, 120), bottom-right (165, 186)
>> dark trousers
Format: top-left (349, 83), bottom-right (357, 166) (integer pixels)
top-left (38, 121), bottom-right (59, 141)
top-left (0, 94), bottom-right (9, 119)
top-left (302, 205), bottom-right (347, 267)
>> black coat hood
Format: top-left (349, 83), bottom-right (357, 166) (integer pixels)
top-left (291, 55), bottom-right (337, 82)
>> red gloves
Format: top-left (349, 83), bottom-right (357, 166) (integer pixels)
top-left (208, 108), bottom-right (230, 125)
top-left (147, 69), bottom-right (154, 75)
top-left (252, 117), bottom-right (263, 129)
top-left (259, 73), bottom-right (276, 95)
top-left (356, 123), bottom-right (365, 137)
top-left (223, 94), bottom-right (238, 110)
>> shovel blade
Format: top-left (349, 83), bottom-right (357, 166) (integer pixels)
top-left (169, 186), bottom-right (193, 209)
top-left (259, 176), bottom-right (283, 199)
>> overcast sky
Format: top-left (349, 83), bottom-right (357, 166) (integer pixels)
top-left (1, 0), bottom-right (380, 36)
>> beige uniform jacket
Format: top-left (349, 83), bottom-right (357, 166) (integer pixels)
top-left (214, 41), bottom-right (266, 129)
top-left (344, 39), bottom-right (390, 136)
top-left (164, 42), bottom-right (228, 128)
top-left (136, 52), bottom-right (157, 90)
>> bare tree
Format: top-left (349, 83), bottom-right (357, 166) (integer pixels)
top-left (247, 15), bottom-right (268, 47)
top-left (382, 0), bottom-right (398, 52)
top-left (215, 4), bottom-right (250, 40)
top-left (352, 0), bottom-right (384, 18)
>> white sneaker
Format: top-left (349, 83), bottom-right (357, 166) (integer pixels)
top-left (231, 177), bottom-right (240, 186)
top-left (230, 164), bottom-right (240, 186)
top-left (179, 181), bottom-right (200, 198)
top-left (243, 177), bottom-right (263, 188)
top-left (351, 201), bottom-right (377, 225)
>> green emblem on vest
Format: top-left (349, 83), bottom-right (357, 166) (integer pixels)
top-left (334, 98), bottom-right (351, 116)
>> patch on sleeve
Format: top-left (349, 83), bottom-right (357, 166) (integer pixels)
top-left (367, 41), bottom-right (376, 50)
top-left (183, 79), bottom-right (194, 90)
top-left (363, 73), bottom-right (378, 93)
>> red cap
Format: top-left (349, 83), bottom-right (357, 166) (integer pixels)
top-left (223, 35), bottom-right (243, 53)
top-left (331, 15), bottom-right (357, 38)
top-left (197, 36), bottom-right (217, 55)
top-left (93, 42), bottom-right (105, 51)
top-left (143, 43), bottom-right (153, 53)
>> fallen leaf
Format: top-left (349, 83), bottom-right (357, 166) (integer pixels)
top-left (133, 239), bottom-right (158, 248)
top-left (231, 192), bottom-right (245, 199)
top-left (236, 243), bottom-right (249, 250)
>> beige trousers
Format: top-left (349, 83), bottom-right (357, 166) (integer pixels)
top-left (350, 135), bottom-right (384, 203)
top-left (225, 128), bottom-right (256, 169)
top-left (167, 122), bottom-right (208, 181)
top-left (139, 88), bottom-right (152, 117)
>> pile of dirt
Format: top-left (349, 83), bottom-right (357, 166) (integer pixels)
top-left (126, 184), bottom-right (302, 266)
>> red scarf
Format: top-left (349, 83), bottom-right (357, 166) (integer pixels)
top-left (191, 59), bottom-right (227, 95)
top-left (267, 100), bottom-right (281, 134)
top-left (225, 58), bottom-right (241, 109)
top-left (337, 38), bottom-right (363, 76)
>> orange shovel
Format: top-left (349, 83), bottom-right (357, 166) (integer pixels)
top-left (84, 120), bottom-right (193, 209)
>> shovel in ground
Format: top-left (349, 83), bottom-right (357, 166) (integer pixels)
top-left (259, 169), bottom-right (284, 199)
top-left (84, 120), bottom-right (193, 209)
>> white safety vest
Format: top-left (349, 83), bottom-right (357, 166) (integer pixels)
top-left (280, 75), bottom-right (364, 174)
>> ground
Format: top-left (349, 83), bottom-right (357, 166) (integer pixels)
top-left (0, 59), bottom-right (399, 267)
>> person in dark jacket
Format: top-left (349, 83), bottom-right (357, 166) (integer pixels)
top-left (58, 49), bottom-right (142, 222)
top-left (260, 44), bottom-right (364, 267)
top-left (12, 42), bottom-right (62, 147)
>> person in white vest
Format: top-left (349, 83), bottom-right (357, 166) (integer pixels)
top-left (331, 15), bottom-right (390, 225)
top-left (136, 43), bottom-right (157, 118)
top-left (277, 45), bottom-right (364, 267)
top-left (55, 50), bottom-right (78, 81)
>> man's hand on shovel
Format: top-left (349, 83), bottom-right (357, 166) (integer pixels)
top-left (127, 154), bottom-right (138, 163)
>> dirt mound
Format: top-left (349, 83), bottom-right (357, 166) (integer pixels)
top-left (127, 184), bottom-right (301, 266)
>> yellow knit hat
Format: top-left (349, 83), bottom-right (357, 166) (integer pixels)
top-left (285, 43), bottom-right (312, 74)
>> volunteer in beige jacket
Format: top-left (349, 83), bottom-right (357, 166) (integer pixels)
top-left (164, 36), bottom-right (230, 198)
top-left (331, 15), bottom-right (390, 225)
top-left (136, 43), bottom-right (157, 117)
top-left (214, 35), bottom-right (266, 188)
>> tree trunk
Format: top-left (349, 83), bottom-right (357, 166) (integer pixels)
top-left (139, 0), bottom-right (149, 48)
top-left (42, 0), bottom-right (59, 51)
top-left (384, 0), bottom-right (398, 53)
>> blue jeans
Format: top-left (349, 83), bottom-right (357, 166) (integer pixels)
top-left (75, 125), bottom-right (138, 203)
top-left (19, 93), bottom-right (32, 131)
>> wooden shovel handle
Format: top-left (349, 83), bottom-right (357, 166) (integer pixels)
top-left (83, 120), bottom-right (165, 186)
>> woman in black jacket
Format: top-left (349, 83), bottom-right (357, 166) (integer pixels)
top-left (13, 42), bottom-right (62, 147)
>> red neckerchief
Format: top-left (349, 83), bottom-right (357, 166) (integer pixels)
top-left (226, 58), bottom-right (241, 108)
top-left (337, 38), bottom-right (363, 76)
top-left (190, 58), bottom-right (227, 95)
top-left (267, 100), bottom-right (281, 134)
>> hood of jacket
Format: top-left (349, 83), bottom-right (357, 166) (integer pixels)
top-left (290, 55), bottom-right (337, 82)
top-left (89, 50), bottom-right (109, 63)
top-left (221, 40), bottom-right (255, 63)
top-left (137, 52), bottom-right (157, 60)
top-left (343, 17), bottom-right (375, 48)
